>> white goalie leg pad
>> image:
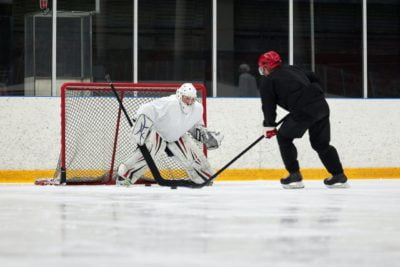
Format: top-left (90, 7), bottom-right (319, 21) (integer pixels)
top-left (117, 148), bottom-right (148, 185)
top-left (167, 134), bottom-right (215, 184)
top-left (145, 130), bottom-right (167, 158)
top-left (131, 114), bottom-right (153, 146)
top-left (118, 131), bottom-right (166, 185)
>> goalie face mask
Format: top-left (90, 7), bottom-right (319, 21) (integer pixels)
top-left (176, 83), bottom-right (197, 114)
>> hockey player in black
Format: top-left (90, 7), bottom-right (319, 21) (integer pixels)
top-left (258, 50), bottom-right (348, 189)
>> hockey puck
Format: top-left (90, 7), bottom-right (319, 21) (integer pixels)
top-left (170, 186), bottom-right (177, 190)
top-left (145, 183), bottom-right (152, 187)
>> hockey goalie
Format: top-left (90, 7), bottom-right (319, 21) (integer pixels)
top-left (117, 83), bottom-right (224, 186)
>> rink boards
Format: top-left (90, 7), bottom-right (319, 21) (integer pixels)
top-left (0, 97), bottom-right (399, 183)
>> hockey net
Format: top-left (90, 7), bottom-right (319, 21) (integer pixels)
top-left (35, 82), bottom-right (207, 185)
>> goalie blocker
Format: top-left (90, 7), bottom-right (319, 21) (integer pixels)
top-left (131, 114), bottom-right (153, 146)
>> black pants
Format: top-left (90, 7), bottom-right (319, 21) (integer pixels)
top-left (277, 104), bottom-right (343, 176)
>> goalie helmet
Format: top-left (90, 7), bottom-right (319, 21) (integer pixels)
top-left (176, 83), bottom-right (197, 114)
top-left (258, 50), bottom-right (282, 75)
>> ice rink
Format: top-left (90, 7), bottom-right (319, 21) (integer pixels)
top-left (0, 179), bottom-right (399, 267)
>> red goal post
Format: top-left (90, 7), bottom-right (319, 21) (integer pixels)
top-left (36, 82), bottom-right (207, 185)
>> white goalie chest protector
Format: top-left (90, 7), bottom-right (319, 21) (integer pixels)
top-left (136, 95), bottom-right (203, 142)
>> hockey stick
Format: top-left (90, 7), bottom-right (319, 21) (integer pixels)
top-left (192, 114), bottom-right (289, 188)
top-left (105, 75), bottom-right (198, 187)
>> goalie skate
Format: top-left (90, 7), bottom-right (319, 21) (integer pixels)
top-left (115, 176), bottom-right (133, 187)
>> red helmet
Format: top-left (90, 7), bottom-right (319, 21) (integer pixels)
top-left (258, 51), bottom-right (282, 71)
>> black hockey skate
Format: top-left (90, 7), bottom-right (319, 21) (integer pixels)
top-left (324, 173), bottom-right (348, 188)
top-left (280, 171), bottom-right (304, 189)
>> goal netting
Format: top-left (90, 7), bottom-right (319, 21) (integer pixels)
top-left (35, 82), bottom-right (207, 185)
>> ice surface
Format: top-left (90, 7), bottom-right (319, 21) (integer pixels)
top-left (0, 180), bottom-right (399, 267)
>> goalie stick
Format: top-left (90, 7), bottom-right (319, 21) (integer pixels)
top-left (105, 75), bottom-right (198, 188)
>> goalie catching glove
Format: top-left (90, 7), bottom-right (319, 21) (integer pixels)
top-left (131, 114), bottom-right (153, 145)
top-left (189, 124), bottom-right (224, 150)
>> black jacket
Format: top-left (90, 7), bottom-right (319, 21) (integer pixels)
top-left (259, 65), bottom-right (327, 126)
